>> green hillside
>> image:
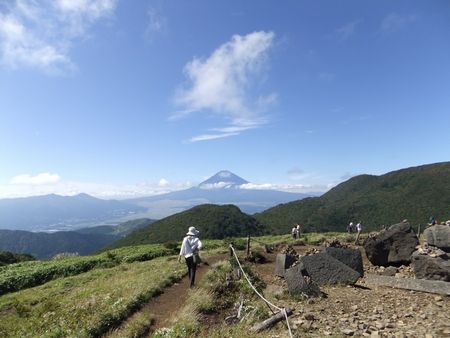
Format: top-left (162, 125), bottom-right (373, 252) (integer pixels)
top-left (255, 162), bottom-right (450, 233)
top-left (108, 204), bottom-right (265, 248)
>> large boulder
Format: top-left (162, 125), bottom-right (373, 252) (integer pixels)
top-left (284, 264), bottom-right (322, 297)
top-left (298, 253), bottom-right (361, 285)
top-left (364, 222), bottom-right (419, 267)
top-left (423, 225), bottom-right (450, 252)
top-left (274, 253), bottom-right (297, 277)
top-left (411, 251), bottom-right (450, 282)
top-left (322, 246), bottom-right (364, 277)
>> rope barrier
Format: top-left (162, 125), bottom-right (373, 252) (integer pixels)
top-left (229, 244), bottom-right (293, 338)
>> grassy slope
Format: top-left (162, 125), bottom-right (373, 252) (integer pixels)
top-left (108, 204), bottom-right (265, 249)
top-left (0, 257), bottom-right (186, 338)
top-left (0, 244), bottom-right (175, 295)
top-left (255, 162), bottom-right (450, 234)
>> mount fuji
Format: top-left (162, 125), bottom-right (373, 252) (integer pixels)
top-left (127, 170), bottom-right (313, 218)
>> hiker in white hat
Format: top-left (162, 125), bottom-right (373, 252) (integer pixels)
top-left (178, 226), bottom-right (203, 288)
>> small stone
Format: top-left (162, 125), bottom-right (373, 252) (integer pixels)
top-left (375, 321), bottom-right (385, 329)
top-left (304, 313), bottom-right (315, 321)
top-left (307, 299), bottom-right (315, 305)
top-left (351, 305), bottom-right (358, 311)
top-left (425, 334), bottom-right (433, 338)
top-left (341, 328), bottom-right (355, 336)
top-left (370, 332), bottom-right (380, 338)
top-left (434, 295), bottom-right (443, 301)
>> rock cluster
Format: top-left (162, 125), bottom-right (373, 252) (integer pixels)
top-left (276, 240), bottom-right (364, 296)
top-left (412, 243), bottom-right (450, 281)
top-left (423, 224), bottom-right (450, 252)
top-left (364, 222), bottom-right (419, 267)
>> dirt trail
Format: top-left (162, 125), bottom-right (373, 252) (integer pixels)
top-left (150, 254), bottom-right (227, 330)
top-left (105, 254), bottom-right (227, 337)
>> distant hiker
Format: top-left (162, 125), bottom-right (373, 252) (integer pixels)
top-left (291, 226), bottom-right (298, 239)
top-left (296, 223), bottom-right (301, 237)
top-left (354, 221), bottom-right (362, 244)
top-left (429, 216), bottom-right (436, 226)
top-left (347, 222), bottom-right (354, 233)
top-left (179, 226), bottom-right (203, 288)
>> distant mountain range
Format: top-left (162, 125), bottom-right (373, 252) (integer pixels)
top-left (0, 171), bottom-right (313, 232)
top-left (255, 162), bottom-right (450, 233)
top-left (4, 163), bottom-right (449, 255)
top-left (127, 170), bottom-right (312, 218)
top-left (0, 219), bottom-right (153, 259)
top-left (0, 193), bottom-right (146, 232)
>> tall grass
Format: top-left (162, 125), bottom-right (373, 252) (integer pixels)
top-left (0, 256), bottom-right (186, 337)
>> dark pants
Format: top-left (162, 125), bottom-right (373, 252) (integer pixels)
top-left (185, 256), bottom-right (197, 288)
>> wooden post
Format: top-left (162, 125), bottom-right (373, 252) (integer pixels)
top-left (246, 235), bottom-right (251, 258)
top-left (229, 243), bottom-right (234, 257)
top-left (251, 308), bottom-right (293, 332)
top-left (354, 231), bottom-right (361, 245)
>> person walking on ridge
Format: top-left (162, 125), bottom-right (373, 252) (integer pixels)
top-left (295, 223), bottom-right (301, 237)
top-left (355, 221), bottom-right (362, 244)
top-left (179, 226), bottom-right (203, 288)
top-left (291, 225), bottom-right (298, 239)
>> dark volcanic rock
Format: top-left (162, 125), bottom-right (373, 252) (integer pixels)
top-left (411, 251), bottom-right (450, 282)
top-left (322, 246), bottom-right (364, 277)
top-left (285, 264), bottom-right (322, 297)
top-left (298, 252), bottom-right (361, 285)
top-left (363, 222), bottom-right (419, 267)
top-left (275, 253), bottom-right (297, 277)
top-left (424, 225), bottom-right (450, 252)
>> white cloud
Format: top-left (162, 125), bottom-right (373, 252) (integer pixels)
top-left (158, 178), bottom-right (169, 187)
top-left (380, 13), bottom-right (416, 33)
top-left (199, 182), bottom-right (232, 190)
top-left (336, 20), bottom-right (361, 41)
top-left (11, 172), bottom-right (61, 185)
top-left (174, 31), bottom-right (276, 142)
top-left (0, 0), bottom-right (117, 73)
top-left (238, 182), bottom-right (327, 193)
top-left (1, 175), bottom-right (197, 199)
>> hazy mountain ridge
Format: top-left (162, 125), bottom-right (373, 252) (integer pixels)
top-left (255, 162), bottom-right (450, 233)
top-left (0, 218), bottom-right (153, 259)
top-left (0, 193), bottom-right (146, 231)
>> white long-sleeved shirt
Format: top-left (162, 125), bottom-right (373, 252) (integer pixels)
top-left (179, 236), bottom-right (203, 258)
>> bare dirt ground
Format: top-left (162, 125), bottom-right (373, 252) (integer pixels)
top-left (249, 244), bottom-right (450, 337)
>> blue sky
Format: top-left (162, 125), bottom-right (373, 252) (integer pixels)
top-left (1, 0), bottom-right (449, 198)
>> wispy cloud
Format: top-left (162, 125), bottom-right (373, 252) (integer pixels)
top-left (0, 0), bottom-right (117, 74)
top-left (380, 13), bottom-right (416, 33)
top-left (11, 172), bottom-right (61, 185)
top-left (1, 173), bottom-right (196, 199)
top-left (287, 167), bottom-right (306, 180)
top-left (239, 182), bottom-right (327, 193)
top-left (144, 6), bottom-right (167, 41)
top-left (335, 20), bottom-right (361, 41)
top-left (174, 31), bottom-right (276, 142)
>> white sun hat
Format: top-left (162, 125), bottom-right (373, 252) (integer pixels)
top-left (186, 226), bottom-right (199, 236)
